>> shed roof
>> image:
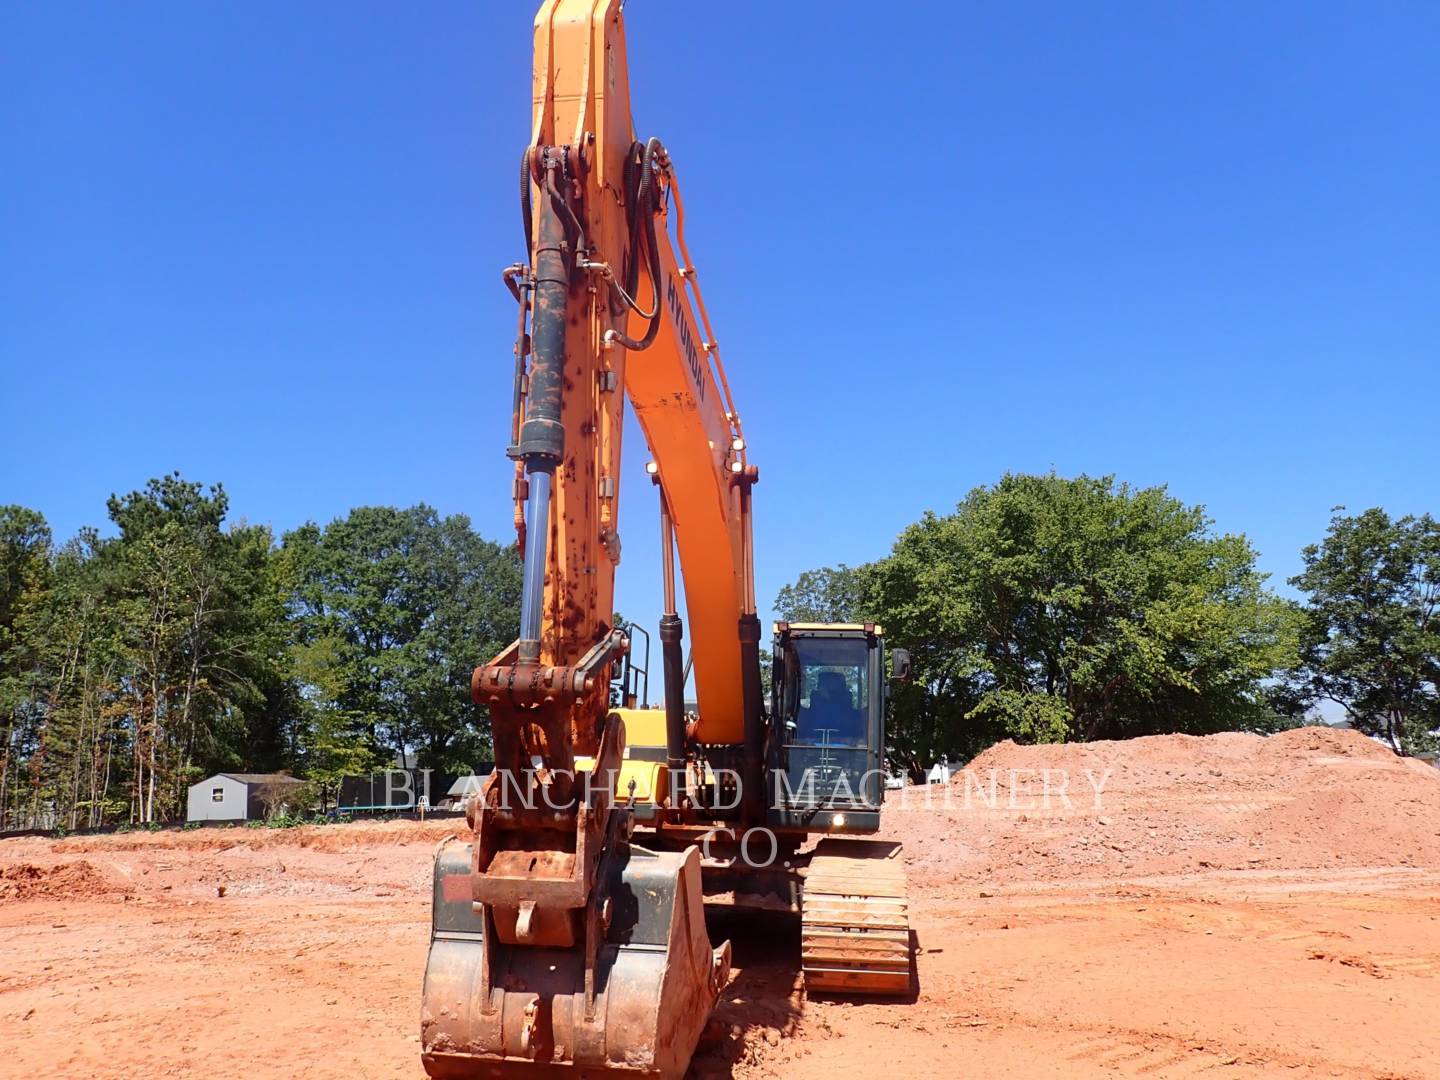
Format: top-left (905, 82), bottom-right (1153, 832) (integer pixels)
top-left (446, 772), bottom-right (493, 797)
top-left (218, 773), bottom-right (305, 786)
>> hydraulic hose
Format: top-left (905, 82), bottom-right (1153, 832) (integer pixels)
top-left (519, 147), bottom-right (534, 256)
top-left (609, 138), bottom-right (666, 352)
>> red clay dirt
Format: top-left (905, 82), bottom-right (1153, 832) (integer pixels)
top-left (3, 726), bottom-right (1440, 1078)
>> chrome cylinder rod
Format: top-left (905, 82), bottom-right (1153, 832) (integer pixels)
top-left (518, 467), bottom-right (553, 657)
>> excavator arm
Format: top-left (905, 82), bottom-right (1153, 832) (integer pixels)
top-left (505, 1), bottom-right (759, 747)
top-left (422, 8), bottom-right (914, 1075)
top-left (422, 4), bottom-right (751, 1076)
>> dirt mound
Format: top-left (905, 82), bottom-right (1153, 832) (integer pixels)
top-left (1262, 723), bottom-right (1400, 759)
top-left (968, 728), bottom-right (1268, 773)
top-left (50, 818), bottom-right (460, 855)
top-left (885, 726), bottom-right (1440, 886)
top-left (0, 860), bottom-right (118, 901)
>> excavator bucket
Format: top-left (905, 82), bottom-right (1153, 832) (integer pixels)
top-left (422, 837), bottom-right (730, 1080)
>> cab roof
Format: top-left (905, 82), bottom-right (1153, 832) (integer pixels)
top-left (773, 621), bottom-right (884, 635)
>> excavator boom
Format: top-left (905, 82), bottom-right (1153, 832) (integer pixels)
top-left (422, 5), bottom-right (736, 1076)
top-left (422, 5), bottom-right (911, 1077)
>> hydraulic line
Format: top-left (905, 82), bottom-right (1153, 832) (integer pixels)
top-left (607, 138), bottom-right (666, 352)
top-left (519, 147), bottom-right (533, 256)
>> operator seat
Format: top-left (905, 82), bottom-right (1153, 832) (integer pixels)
top-left (798, 670), bottom-right (859, 745)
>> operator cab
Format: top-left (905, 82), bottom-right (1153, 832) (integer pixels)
top-left (769, 622), bottom-right (901, 833)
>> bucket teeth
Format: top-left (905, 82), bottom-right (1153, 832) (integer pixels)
top-left (801, 838), bottom-right (913, 996)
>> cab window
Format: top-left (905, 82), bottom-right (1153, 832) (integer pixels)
top-left (783, 636), bottom-right (869, 748)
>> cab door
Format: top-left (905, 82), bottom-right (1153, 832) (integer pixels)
top-left (770, 629), bottom-right (885, 819)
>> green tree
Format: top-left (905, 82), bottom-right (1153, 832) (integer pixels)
top-left (284, 506), bottom-right (521, 775)
top-left (221, 519), bottom-right (303, 775)
top-left (287, 629), bottom-right (376, 811)
top-left (774, 564), bottom-right (869, 624)
top-left (0, 507), bottom-right (56, 828)
top-left (106, 474), bottom-right (284, 821)
top-left (1, 481), bottom-right (525, 827)
top-left (865, 473), bottom-right (1299, 767)
top-left (7, 531), bottom-right (128, 830)
top-left (1, 474), bottom-right (291, 828)
top-left (1289, 507), bottom-right (1440, 753)
top-left (86, 476), bottom-right (284, 820)
top-left (0, 506), bottom-right (51, 646)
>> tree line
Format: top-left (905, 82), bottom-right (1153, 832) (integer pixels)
top-left (776, 473), bottom-right (1439, 779)
top-left (5, 469), bottom-right (1436, 824)
top-left (0, 474), bottom-right (520, 830)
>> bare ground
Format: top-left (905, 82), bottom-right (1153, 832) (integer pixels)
top-left (4, 727), bottom-right (1440, 1079)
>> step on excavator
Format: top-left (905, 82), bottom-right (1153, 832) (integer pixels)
top-left (421, 4), bottom-right (914, 1077)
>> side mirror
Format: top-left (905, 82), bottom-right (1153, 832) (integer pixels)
top-left (890, 648), bottom-right (912, 682)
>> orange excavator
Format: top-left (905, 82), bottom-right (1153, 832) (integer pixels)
top-left (421, 4), bottom-right (913, 1077)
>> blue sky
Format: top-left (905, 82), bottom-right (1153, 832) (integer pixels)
top-left (3, 1), bottom-right (1437, 652)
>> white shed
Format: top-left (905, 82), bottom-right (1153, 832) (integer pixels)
top-left (441, 768), bottom-right (495, 810)
top-left (926, 761), bottom-right (954, 785)
top-left (187, 773), bottom-right (305, 822)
